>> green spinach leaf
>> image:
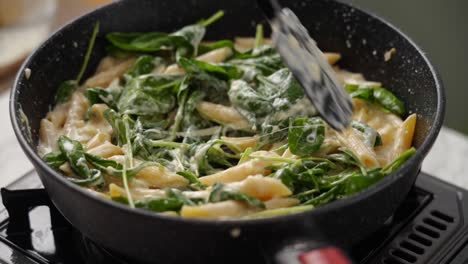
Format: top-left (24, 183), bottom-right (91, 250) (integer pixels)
top-left (208, 182), bottom-right (265, 209)
top-left (351, 121), bottom-right (382, 147)
top-left (57, 136), bottom-right (103, 186)
top-left (288, 117), bottom-right (325, 156)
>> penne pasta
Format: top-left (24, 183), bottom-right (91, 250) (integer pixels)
top-left (84, 58), bottom-right (136, 88)
top-left (180, 200), bottom-right (253, 219)
top-left (227, 175), bottom-right (292, 201)
top-left (221, 136), bottom-right (259, 151)
top-left (196, 101), bottom-right (250, 130)
top-left (136, 165), bottom-right (189, 189)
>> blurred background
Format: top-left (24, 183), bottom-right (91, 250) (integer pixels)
top-left (0, 0), bottom-right (467, 134)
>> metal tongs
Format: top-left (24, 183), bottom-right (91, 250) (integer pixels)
top-left (257, 0), bottom-right (353, 130)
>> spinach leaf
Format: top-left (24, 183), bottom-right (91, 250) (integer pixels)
top-left (106, 32), bottom-right (187, 53)
top-left (176, 171), bottom-right (204, 190)
top-left (180, 90), bottom-right (212, 131)
top-left (274, 160), bottom-right (328, 194)
top-left (229, 80), bottom-right (272, 117)
top-left (255, 120), bottom-right (289, 150)
top-left (117, 75), bottom-right (180, 115)
top-left (135, 198), bottom-right (184, 212)
top-left (382, 147), bottom-right (416, 175)
top-left (229, 51), bottom-right (283, 80)
top-left (340, 168), bottom-right (384, 196)
top-left (165, 188), bottom-right (197, 206)
top-left (303, 185), bottom-right (342, 206)
top-left (208, 182), bottom-right (265, 209)
top-left (43, 151), bottom-right (67, 169)
top-left (180, 61), bottom-right (230, 105)
top-left (350, 87), bottom-right (374, 100)
top-left (229, 69), bottom-right (304, 127)
top-left (253, 24), bottom-right (264, 52)
top-left (55, 22), bottom-right (100, 104)
top-left (106, 11), bottom-right (224, 59)
top-left (104, 109), bottom-right (132, 145)
top-left (84, 153), bottom-right (155, 178)
top-left (126, 55), bottom-right (163, 77)
top-left (196, 10), bottom-right (225, 27)
top-left (57, 136), bottom-right (103, 186)
top-left (328, 148), bottom-right (367, 175)
top-left (55, 80), bottom-right (79, 105)
top-left (288, 117), bottom-right (325, 156)
top-left (188, 140), bottom-right (221, 176)
top-left (85, 88), bottom-right (118, 110)
top-left (373, 87), bottom-right (406, 116)
top-left (351, 121), bottom-right (382, 147)
top-left (198, 40), bottom-right (234, 54)
top-left (171, 25), bottom-right (205, 58)
top-left (257, 68), bottom-right (304, 110)
top-left (346, 85), bottom-right (406, 116)
top-left (179, 57), bottom-right (240, 80)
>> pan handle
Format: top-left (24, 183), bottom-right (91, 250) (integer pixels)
top-left (272, 240), bottom-right (353, 264)
top-left (298, 246), bottom-right (352, 264)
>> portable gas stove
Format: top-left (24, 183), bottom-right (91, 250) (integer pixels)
top-left (0, 170), bottom-right (467, 264)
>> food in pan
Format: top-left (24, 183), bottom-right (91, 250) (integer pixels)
top-left (38, 12), bottom-right (416, 219)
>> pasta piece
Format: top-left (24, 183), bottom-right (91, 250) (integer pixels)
top-left (183, 190), bottom-right (210, 200)
top-left (87, 104), bottom-right (113, 138)
top-left (61, 92), bottom-right (89, 142)
top-left (58, 162), bottom-right (73, 176)
top-left (180, 200), bottom-right (252, 219)
top-left (45, 103), bottom-right (68, 128)
top-left (96, 56), bottom-right (126, 73)
top-left (196, 47), bottom-right (233, 63)
top-left (220, 136), bottom-right (259, 151)
top-left (323, 52), bottom-right (341, 65)
top-left (135, 165), bottom-right (189, 189)
top-left (335, 68), bottom-right (381, 87)
top-left (109, 183), bottom-right (166, 200)
top-left (105, 156), bottom-right (187, 189)
top-left (151, 64), bottom-right (166, 74)
top-left (335, 127), bottom-right (380, 168)
top-left (385, 114), bottom-right (417, 162)
top-left (264, 198), bottom-right (300, 209)
top-left (196, 101), bottom-right (250, 130)
top-left (315, 129), bottom-right (341, 156)
top-left (227, 175), bottom-right (292, 201)
top-left (86, 141), bottom-right (124, 158)
top-left (163, 64), bottom-right (185, 75)
top-left (38, 119), bottom-right (59, 155)
top-left (85, 132), bottom-right (110, 149)
top-left (84, 58), bottom-right (136, 88)
top-left (281, 148), bottom-right (297, 159)
top-left (352, 99), bottom-right (408, 166)
top-left (199, 153), bottom-right (277, 186)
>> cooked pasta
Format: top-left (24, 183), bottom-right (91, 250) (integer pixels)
top-left (39, 12), bottom-right (417, 219)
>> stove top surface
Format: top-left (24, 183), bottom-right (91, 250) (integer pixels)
top-left (0, 171), bottom-right (467, 264)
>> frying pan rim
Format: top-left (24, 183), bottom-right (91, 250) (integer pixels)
top-left (10, 0), bottom-right (445, 227)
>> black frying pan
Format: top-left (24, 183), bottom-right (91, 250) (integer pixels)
top-left (9, 0), bottom-right (445, 263)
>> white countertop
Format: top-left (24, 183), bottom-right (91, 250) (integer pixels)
top-left (1, 90), bottom-right (468, 188)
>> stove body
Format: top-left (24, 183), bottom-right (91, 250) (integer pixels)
top-left (0, 171), bottom-right (467, 264)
